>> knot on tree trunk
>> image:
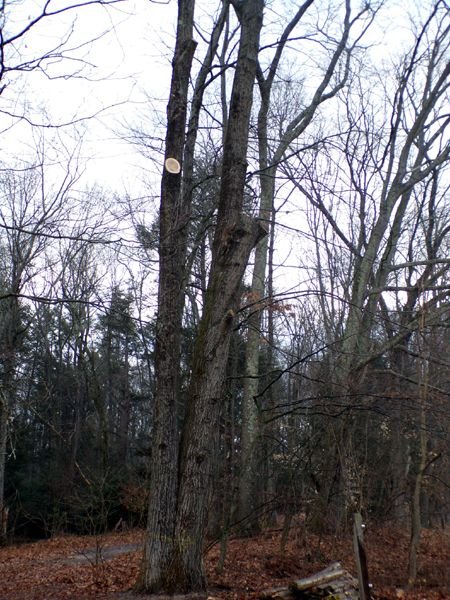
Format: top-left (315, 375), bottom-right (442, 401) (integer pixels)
top-left (218, 213), bottom-right (267, 264)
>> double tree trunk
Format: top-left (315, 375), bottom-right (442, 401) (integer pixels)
top-left (138, 0), bottom-right (265, 593)
top-left (168, 0), bottom-right (265, 590)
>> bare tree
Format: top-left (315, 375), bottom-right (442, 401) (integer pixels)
top-left (0, 0), bottom-right (125, 95)
top-left (274, 0), bottom-right (450, 533)
top-left (237, 0), bottom-right (378, 533)
top-left (137, 0), bottom-right (265, 592)
top-left (0, 147), bottom-right (84, 541)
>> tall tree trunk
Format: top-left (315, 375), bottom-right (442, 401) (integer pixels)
top-left (407, 398), bottom-right (427, 587)
top-left (165, 1), bottom-right (266, 591)
top-left (136, 0), bottom-right (196, 591)
top-left (238, 0), bottom-right (355, 531)
top-left (237, 191), bottom-right (272, 534)
top-left (137, 0), bottom-right (231, 591)
top-left (263, 209), bottom-right (277, 515)
top-left (408, 315), bottom-right (429, 588)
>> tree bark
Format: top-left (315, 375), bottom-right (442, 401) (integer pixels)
top-left (407, 395), bottom-right (427, 587)
top-left (138, 0), bottom-right (234, 592)
top-left (136, 0), bottom-right (196, 592)
top-left (408, 321), bottom-right (429, 588)
top-left (164, 1), bottom-right (266, 591)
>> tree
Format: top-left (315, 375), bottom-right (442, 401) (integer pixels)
top-left (273, 0), bottom-right (450, 532)
top-left (0, 143), bottom-right (115, 539)
top-left (137, 0), bottom-right (265, 592)
top-left (237, 0), bottom-right (377, 534)
top-left (98, 286), bottom-right (137, 466)
top-left (0, 0), bottom-right (124, 96)
top-left (0, 241), bottom-right (26, 543)
top-left (0, 157), bottom-right (80, 541)
top-left (135, 0), bottom-right (197, 590)
top-left (0, 0), bottom-right (132, 541)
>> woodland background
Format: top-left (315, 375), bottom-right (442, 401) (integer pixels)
top-left (0, 0), bottom-right (449, 596)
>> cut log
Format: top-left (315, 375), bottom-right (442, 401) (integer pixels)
top-left (290, 562), bottom-right (346, 591)
top-left (260, 562), bottom-right (359, 600)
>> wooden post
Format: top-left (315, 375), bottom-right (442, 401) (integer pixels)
top-left (353, 512), bottom-right (371, 600)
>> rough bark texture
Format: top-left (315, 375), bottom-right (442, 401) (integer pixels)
top-left (165, 0), bottom-right (266, 591)
top-left (136, 0), bottom-right (196, 591)
top-left (138, 1), bottom-right (233, 592)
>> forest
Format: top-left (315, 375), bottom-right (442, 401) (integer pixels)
top-left (0, 0), bottom-right (449, 598)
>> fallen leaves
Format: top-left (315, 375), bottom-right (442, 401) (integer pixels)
top-left (0, 525), bottom-right (448, 599)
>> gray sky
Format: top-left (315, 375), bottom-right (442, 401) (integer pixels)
top-left (1, 0), bottom-right (178, 195)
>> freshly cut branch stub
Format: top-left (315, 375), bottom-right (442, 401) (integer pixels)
top-left (165, 157), bottom-right (181, 174)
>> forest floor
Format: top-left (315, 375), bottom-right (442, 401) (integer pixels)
top-left (0, 523), bottom-right (449, 599)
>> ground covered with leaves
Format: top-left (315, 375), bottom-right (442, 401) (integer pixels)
top-left (0, 524), bottom-right (448, 599)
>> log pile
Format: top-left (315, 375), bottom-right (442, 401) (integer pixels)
top-left (260, 561), bottom-right (360, 599)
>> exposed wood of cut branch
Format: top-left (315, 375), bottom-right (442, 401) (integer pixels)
top-left (290, 561), bottom-right (346, 591)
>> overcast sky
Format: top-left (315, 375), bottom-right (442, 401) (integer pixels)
top-left (1, 0), bottom-right (181, 196)
top-left (0, 0), bottom-right (418, 195)
top-left (0, 0), bottom-right (432, 304)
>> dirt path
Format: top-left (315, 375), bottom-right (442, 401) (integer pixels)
top-left (71, 543), bottom-right (141, 564)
